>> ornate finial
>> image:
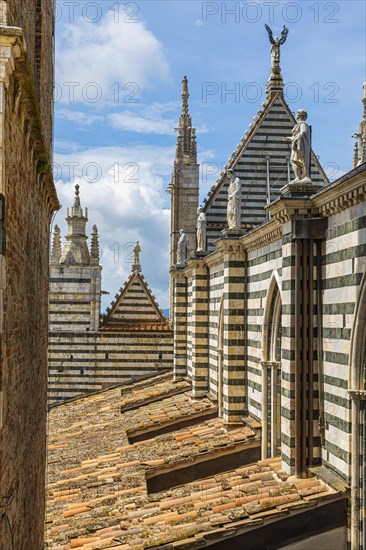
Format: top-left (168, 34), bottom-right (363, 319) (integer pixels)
top-left (182, 75), bottom-right (189, 116)
top-left (132, 241), bottom-right (141, 273)
top-left (90, 224), bottom-right (100, 264)
top-left (265, 24), bottom-right (288, 98)
top-left (352, 82), bottom-right (366, 167)
top-left (73, 184), bottom-right (81, 208)
top-left (50, 224), bottom-right (62, 264)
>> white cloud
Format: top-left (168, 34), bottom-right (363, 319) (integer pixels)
top-left (109, 110), bottom-right (175, 135)
top-left (107, 101), bottom-right (210, 136)
top-left (56, 108), bottom-right (105, 126)
top-left (53, 144), bottom-right (174, 311)
top-left (56, 12), bottom-right (170, 104)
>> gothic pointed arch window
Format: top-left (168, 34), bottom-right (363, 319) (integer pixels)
top-left (267, 283), bottom-right (282, 363)
top-left (261, 274), bottom-right (282, 459)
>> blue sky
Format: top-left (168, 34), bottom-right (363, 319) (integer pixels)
top-left (54, 0), bottom-right (366, 311)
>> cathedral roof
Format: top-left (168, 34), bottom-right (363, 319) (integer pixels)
top-left (45, 376), bottom-right (347, 549)
top-left (203, 92), bottom-right (329, 249)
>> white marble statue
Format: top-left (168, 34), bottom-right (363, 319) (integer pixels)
top-left (176, 229), bottom-right (188, 264)
top-left (227, 169), bottom-right (241, 230)
top-left (196, 207), bottom-right (207, 252)
top-left (283, 109), bottom-right (312, 183)
top-left (265, 24), bottom-right (289, 76)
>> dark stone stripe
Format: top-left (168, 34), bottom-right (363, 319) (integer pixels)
top-left (324, 350), bottom-right (349, 366)
top-left (323, 273), bottom-right (363, 289)
top-left (50, 278), bottom-right (91, 283)
top-left (327, 215), bottom-right (366, 240)
top-left (323, 302), bottom-right (355, 315)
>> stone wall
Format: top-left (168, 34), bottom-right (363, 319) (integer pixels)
top-left (48, 329), bottom-right (173, 404)
top-left (0, 3), bottom-right (58, 548)
top-left (6, 0), bottom-right (54, 153)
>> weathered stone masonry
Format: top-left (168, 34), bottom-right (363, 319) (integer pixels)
top-left (0, 2), bottom-right (59, 549)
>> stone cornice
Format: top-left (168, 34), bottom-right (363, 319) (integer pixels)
top-left (268, 198), bottom-right (318, 224)
top-left (186, 256), bottom-right (207, 272)
top-left (171, 262), bottom-right (193, 278)
top-left (265, 165), bottom-right (366, 223)
top-left (204, 249), bottom-right (224, 269)
top-left (313, 164), bottom-right (366, 216)
top-left (216, 239), bottom-right (243, 255)
top-left (241, 220), bottom-right (282, 252)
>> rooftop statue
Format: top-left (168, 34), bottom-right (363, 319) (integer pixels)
top-left (177, 229), bottom-right (188, 265)
top-left (196, 207), bottom-right (207, 252)
top-left (265, 24), bottom-right (289, 77)
top-left (227, 169), bottom-right (242, 230)
top-left (132, 241), bottom-right (142, 272)
top-left (283, 109), bottom-right (312, 183)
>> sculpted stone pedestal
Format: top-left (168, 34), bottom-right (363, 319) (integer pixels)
top-left (192, 250), bottom-right (207, 259)
top-left (221, 227), bottom-right (246, 239)
top-left (280, 180), bottom-right (322, 198)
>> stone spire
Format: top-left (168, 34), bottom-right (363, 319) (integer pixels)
top-left (90, 224), bottom-right (100, 265)
top-left (50, 224), bottom-right (62, 264)
top-left (169, 75), bottom-right (200, 315)
top-left (174, 76), bottom-right (197, 164)
top-left (60, 184), bottom-right (90, 265)
top-left (352, 81), bottom-right (366, 167)
top-left (132, 241), bottom-right (141, 273)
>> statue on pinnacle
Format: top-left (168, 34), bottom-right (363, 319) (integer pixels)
top-left (265, 24), bottom-right (289, 77)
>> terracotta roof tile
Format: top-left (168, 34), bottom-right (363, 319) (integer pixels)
top-left (45, 376), bottom-right (347, 549)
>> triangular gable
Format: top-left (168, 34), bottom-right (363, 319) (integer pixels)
top-left (203, 92), bottom-right (329, 249)
top-left (103, 272), bottom-right (166, 326)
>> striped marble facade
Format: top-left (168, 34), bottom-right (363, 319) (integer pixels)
top-left (49, 261), bottom-right (173, 404)
top-left (221, 241), bottom-right (246, 421)
top-left (48, 329), bottom-right (173, 403)
top-left (173, 272), bottom-right (187, 379)
top-left (173, 163), bottom-right (366, 483)
top-left (49, 265), bottom-right (101, 332)
top-left (190, 260), bottom-right (209, 397)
